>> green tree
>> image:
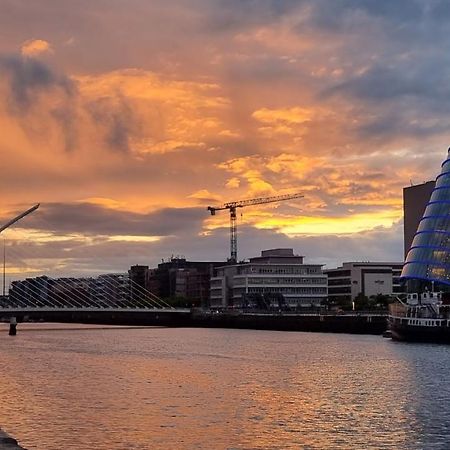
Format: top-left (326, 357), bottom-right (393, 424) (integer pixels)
top-left (354, 292), bottom-right (370, 311)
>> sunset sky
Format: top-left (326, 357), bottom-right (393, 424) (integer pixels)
top-left (1, 0), bottom-right (449, 283)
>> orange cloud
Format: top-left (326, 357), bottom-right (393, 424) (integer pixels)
top-left (21, 39), bottom-right (53, 56)
top-left (252, 107), bottom-right (312, 125)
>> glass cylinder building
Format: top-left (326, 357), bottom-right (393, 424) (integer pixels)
top-left (402, 148), bottom-right (450, 290)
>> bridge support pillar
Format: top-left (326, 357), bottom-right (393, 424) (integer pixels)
top-left (9, 317), bottom-right (17, 336)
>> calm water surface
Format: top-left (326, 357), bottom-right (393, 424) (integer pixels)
top-left (0, 324), bottom-right (449, 449)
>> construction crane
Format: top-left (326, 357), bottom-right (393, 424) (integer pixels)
top-left (207, 193), bottom-right (303, 263)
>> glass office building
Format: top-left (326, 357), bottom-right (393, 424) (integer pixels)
top-left (402, 148), bottom-right (450, 289)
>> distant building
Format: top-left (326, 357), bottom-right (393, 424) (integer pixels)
top-left (8, 273), bottom-right (143, 308)
top-left (147, 257), bottom-right (225, 305)
top-left (403, 181), bottom-right (435, 258)
top-left (325, 262), bottom-right (404, 305)
top-left (9, 276), bottom-right (52, 307)
top-left (129, 265), bottom-right (149, 289)
top-left (9, 276), bottom-right (93, 307)
top-left (93, 273), bottom-right (130, 307)
top-left (210, 248), bottom-right (328, 309)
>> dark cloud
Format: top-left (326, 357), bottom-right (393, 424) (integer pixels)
top-left (203, 0), bottom-right (303, 32)
top-left (87, 96), bottom-right (138, 153)
top-left (358, 113), bottom-right (450, 141)
top-left (0, 53), bottom-right (80, 152)
top-left (3, 220), bottom-right (404, 287)
top-left (4, 202), bottom-right (206, 237)
top-left (0, 54), bottom-right (73, 111)
top-left (299, 0), bottom-right (426, 33)
top-left (321, 63), bottom-right (450, 141)
top-left (323, 65), bottom-right (450, 103)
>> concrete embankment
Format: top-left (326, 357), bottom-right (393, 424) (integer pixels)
top-left (3, 309), bottom-right (388, 335)
top-left (190, 311), bottom-right (388, 335)
top-left (0, 429), bottom-right (25, 450)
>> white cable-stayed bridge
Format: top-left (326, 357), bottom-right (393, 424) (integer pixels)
top-left (0, 204), bottom-right (192, 331)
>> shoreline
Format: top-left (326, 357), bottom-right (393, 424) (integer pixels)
top-left (0, 429), bottom-right (26, 450)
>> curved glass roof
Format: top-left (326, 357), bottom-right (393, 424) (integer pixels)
top-left (402, 148), bottom-right (450, 285)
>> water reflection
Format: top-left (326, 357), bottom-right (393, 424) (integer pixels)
top-left (0, 325), bottom-right (449, 449)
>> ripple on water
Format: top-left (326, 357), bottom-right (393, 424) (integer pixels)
top-left (0, 325), bottom-right (449, 449)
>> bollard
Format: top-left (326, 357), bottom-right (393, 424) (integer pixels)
top-left (9, 316), bottom-right (17, 336)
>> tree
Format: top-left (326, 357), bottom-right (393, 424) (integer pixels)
top-left (354, 292), bottom-right (370, 311)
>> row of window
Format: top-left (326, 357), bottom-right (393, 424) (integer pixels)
top-left (235, 287), bottom-right (327, 295)
top-left (418, 216), bottom-right (450, 234)
top-left (327, 286), bottom-right (352, 294)
top-left (409, 233), bottom-right (450, 254)
top-left (245, 268), bottom-right (322, 275)
top-left (402, 261), bottom-right (450, 283)
top-left (329, 277), bottom-right (403, 287)
top-left (406, 247), bottom-right (450, 266)
top-left (328, 278), bottom-right (351, 286)
top-left (243, 277), bottom-right (327, 285)
top-left (420, 202), bottom-right (450, 225)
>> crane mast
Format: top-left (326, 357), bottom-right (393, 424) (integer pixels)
top-left (207, 193), bottom-right (303, 263)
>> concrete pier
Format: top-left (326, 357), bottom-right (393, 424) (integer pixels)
top-left (8, 317), bottom-right (16, 336)
top-left (0, 429), bottom-right (25, 449)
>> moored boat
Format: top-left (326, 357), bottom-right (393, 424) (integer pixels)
top-left (389, 292), bottom-right (450, 342)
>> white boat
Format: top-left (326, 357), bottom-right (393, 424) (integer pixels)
top-left (388, 292), bottom-right (450, 342)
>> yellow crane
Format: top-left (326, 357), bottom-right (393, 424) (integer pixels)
top-left (207, 193), bottom-right (303, 263)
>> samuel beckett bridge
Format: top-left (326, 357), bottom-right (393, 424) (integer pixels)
top-left (1, 273), bottom-right (191, 333)
top-left (0, 204), bottom-right (191, 334)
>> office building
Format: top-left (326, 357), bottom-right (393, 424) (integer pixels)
top-left (325, 262), bottom-right (404, 305)
top-left (210, 248), bottom-right (328, 309)
top-left (147, 257), bottom-right (225, 305)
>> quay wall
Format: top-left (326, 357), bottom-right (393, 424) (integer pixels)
top-left (3, 310), bottom-right (388, 335)
top-left (190, 311), bottom-right (388, 335)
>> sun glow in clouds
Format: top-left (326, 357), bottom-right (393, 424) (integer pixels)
top-left (21, 39), bottom-right (53, 56)
top-left (2, 0), bottom-right (445, 272)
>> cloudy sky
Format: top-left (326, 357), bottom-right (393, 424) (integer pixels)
top-left (1, 0), bottom-right (449, 283)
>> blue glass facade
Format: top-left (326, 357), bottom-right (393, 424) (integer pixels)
top-left (402, 150), bottom-right (450, 286)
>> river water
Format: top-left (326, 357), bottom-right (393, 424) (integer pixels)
top-left (0, 324), bottom-right (449, 449)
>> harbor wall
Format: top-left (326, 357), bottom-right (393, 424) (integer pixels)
top-left (190, 311), bottom-right (387, 335)
top-left (3, 310), bottom-right (388, 335)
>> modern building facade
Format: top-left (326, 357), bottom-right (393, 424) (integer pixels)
top-left (403, 180), bottom-right (435, 258)
top-left (402, 149), bottom-right (450, 290)
top-left (147, 257), bottom-right (225, 305)
top-left (210, 248), bottom-right (328, 309)
top-left (325, 262), bottom-right (404, 305)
